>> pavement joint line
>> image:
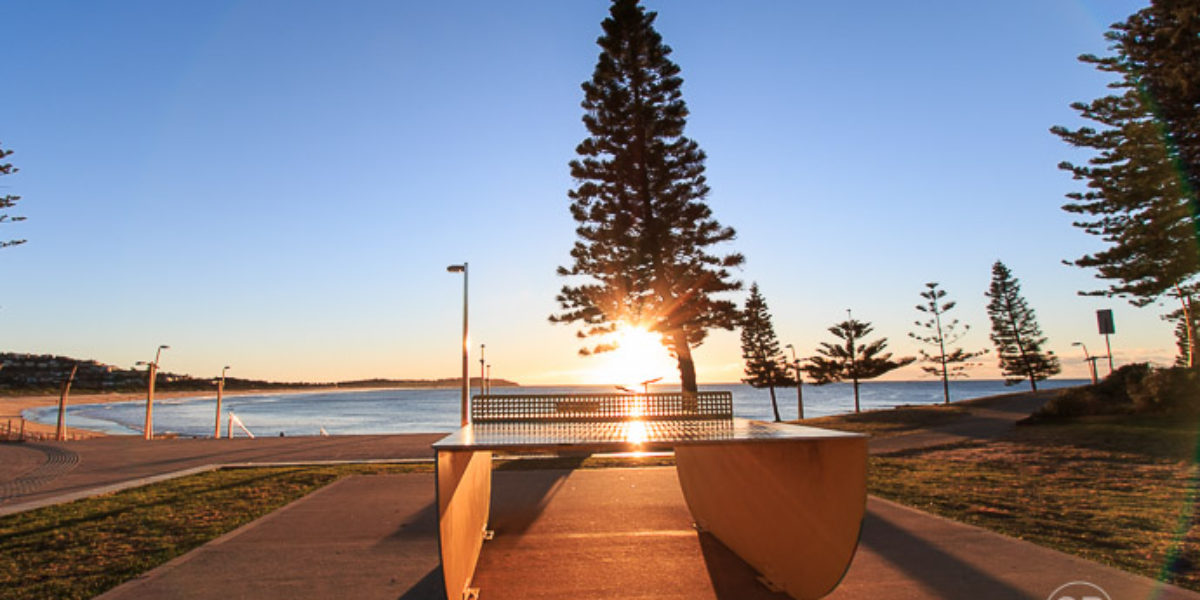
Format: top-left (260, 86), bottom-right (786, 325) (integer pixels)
top-left (0, 457), bottom-right (436, 517)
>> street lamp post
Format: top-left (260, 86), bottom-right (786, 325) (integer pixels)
top-left (447, 263), bottom-right (469, 425)
top-left (1071, 342), bottom-right (1098, 385)
top-left (138, 345), bottom-right (169, 440)
top-left (486, 364), bottom-right (491, 395)
top-left (215, 365), bottom-right (231, 438)
top-left (785, 343), bottom-right (805, 420)
top-left (479, 343), bottom-right (486, 398)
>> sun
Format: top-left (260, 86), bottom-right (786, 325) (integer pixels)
top-left (593, 326), bottom-right (677, 389)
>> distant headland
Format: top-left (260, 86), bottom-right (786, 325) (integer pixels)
top-left (0, 352), bottom-right (518, 395)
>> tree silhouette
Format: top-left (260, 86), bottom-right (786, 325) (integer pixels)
top-left (0, 142), bottom-right (26, 249)
top-left (551, 0), bottom-right (743, 394)
top-left (1051, 1), bottom-right (1200, 365)
top-left (807, 314), bottom-right (914, 413)
top-left (739, 284), bottom-right (791, 422)
top-left (909, 283), bottom-right (986, 404)
top-left (984, 261), bottom-right (1061, 390)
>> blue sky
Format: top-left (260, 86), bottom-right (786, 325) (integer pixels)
top-left (0, 0), bottom-right (1167, 385)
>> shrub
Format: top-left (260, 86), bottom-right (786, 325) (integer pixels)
top-left (1128, 366), bottom-right (1200, 414)
top-left (1030, 363), bottom-right (1149, 419)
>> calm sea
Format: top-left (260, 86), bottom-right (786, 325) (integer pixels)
top-left (24, 380), bottom-right (1087, 438)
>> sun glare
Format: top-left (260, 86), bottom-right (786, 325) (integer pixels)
top-left (594, 326), bottom-right (677, 389)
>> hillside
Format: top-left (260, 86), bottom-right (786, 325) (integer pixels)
top-left (0, 352), bottom-right (518, 394)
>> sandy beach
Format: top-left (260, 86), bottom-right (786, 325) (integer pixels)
top-left (0, 388), bottom-right (338, 440)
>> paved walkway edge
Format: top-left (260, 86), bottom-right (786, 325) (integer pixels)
top-left (92, 476), bottom-right (363, 600)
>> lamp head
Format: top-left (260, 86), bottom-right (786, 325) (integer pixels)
top-left (446, 264), bottom-right (465, 273)
top-left (1071, 342), bottom-right (1082, 347)
top-left (159, 345), bottom-right (170, 350)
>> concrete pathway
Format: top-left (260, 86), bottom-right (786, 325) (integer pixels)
top-left (98, 467), bottom-right (1200, 600)
top-left (867, 390), bottom-right (1056, 455)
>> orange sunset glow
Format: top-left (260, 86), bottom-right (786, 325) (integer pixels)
top-left (591, 326), bottom-right (679, 388)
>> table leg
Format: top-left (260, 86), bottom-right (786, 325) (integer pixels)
top-left (436, 449), bottom-right (493, 600)
top-left (674, 438), bottom-right (867, 600)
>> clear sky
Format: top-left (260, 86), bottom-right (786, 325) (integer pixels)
top-left (0, 0), bottom-right (1169, 386)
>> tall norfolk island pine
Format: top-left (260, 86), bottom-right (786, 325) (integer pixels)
top-left (0, 142), bottom-right (26, 249)
top-left (985, 262), bottom-right (1061, 391)
top-left (807, 315), bottom-right (914, 414)
top-left (1051, 0), bottom-right (1200, 365)
top-left (739, 284), bottom-right (791, 422)
top-left (909, 283), bottom-right (986, 405)
top-left (551, 0), bottom-right (743, 394)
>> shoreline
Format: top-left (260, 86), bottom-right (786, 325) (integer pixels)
top-left (1, 387), bottom-right (355, 439)
top-left (6, 381), bottom-right (1083, 440)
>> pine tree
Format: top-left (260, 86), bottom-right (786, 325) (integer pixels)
top-left (739, 284), bottom-right (791, 422)
top-left (1118, 1), bottom-right (1200, 199)
top-left (1051, 1), bottom-right (1200, 365)
top-left (0, 142), bottom-right (25, 249)
top-left (984, 261), bottom-right (1061, 390)
top-left (909, 282), bottom-right (987, 405)
top-left (807, 313), bottom-right (914, 413)
top-left (1162, 287), bottom-right (1199, 366)
top-left (551, 0), bottom-right (743, 394)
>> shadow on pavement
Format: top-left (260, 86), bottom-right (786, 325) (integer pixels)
top-left (860, 508), bottom-right (1029, 599)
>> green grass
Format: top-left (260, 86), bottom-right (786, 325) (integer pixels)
top-left (0, 454), bottom-right (675, 600)
top-left (0, 464), bottom-right (430, 600)
top-left (800, 403), bottom-right (968, 437)
top-left (869, 415), bottom-right (1200, 591)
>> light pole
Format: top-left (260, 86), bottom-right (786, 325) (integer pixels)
top-left (479, 343), bottom-right (486, 398)
top-left (486, 364), bottom-right (491, 395)
top-left (785, 343), bottom-right (805, 420)
top-left (1071, 342), bottom-right (1099, 385)
top-left (447, 263), bottom-right (469, 425)
top-left (137, 344), bottom-right (169, 440)
top-left (215, 365), bottom-right (231, 438)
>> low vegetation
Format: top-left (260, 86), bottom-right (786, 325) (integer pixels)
top-left (1030, 363), bottom-right (1200, 420)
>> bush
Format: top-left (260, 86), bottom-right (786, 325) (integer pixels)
top-left (1128, 366), bottom-right (1200, 414)
top-left (1030, 363), bottom-right (1149, 419)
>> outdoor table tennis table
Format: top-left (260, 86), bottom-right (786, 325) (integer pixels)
top-left (432, 392), bottom-right (867, 600)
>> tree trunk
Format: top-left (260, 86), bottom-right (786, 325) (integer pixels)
top-left (672, 331), bottom-right (699, 411)
top-left (796, 372), bottom-right (805, 420)
top-left (1177, 286), bottom-right (1196, 368)
top-left (852, 375), bottom-right (861, 414)
top-left (768, 385), bottom-right (781, 422)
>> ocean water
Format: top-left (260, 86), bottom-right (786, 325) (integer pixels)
top-left (24, 379), bottom-right (1088, 438)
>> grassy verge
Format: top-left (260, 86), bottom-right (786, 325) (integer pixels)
top-left (800, 403), bottom-right (968, 437)
top-left (0, 454), bottom-right (674, 600)
top-left (868, 415), bottom-right (1200, 591)
top-left (0, 464), bottom-right (430, 600)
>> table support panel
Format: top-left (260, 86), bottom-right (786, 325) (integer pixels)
top-left (436, 449), bottom-right (492, 600)
top-left (674, 437), bottom-right (867, 600)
